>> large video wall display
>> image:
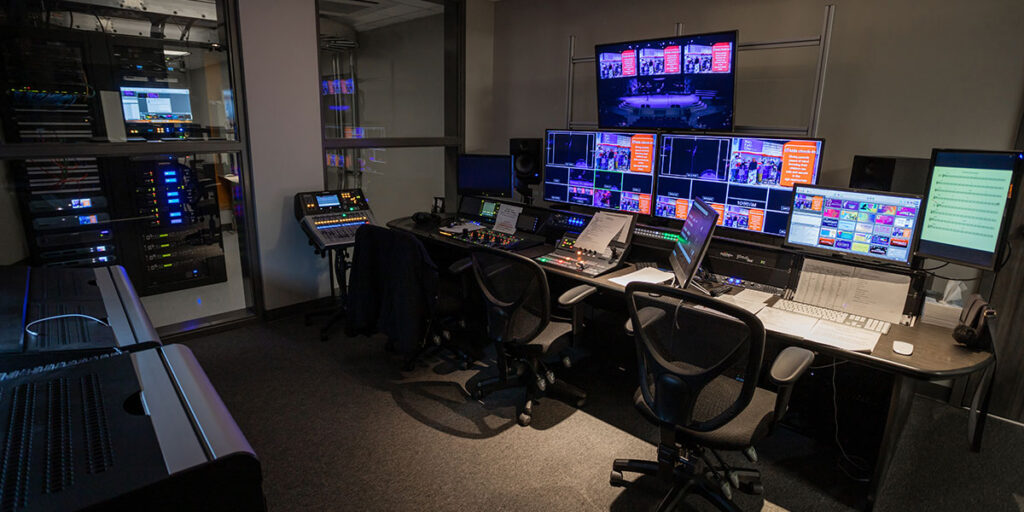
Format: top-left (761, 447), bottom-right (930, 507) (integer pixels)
top-left (596, 31), bottom-right (737, 131)
top-left (542, 130), bottom-right (656, 215)
top-left (653, 134), bottom-right (823, 236)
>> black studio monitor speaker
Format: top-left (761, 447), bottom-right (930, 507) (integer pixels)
top-left (849, 155), bottom-right (930, 195)
top-left (510, 138), bottom-right (542, 185)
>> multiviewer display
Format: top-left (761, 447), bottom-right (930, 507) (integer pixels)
top-left (916, 150), bottom-right (1022, 270)
top-left (786, 186), bottom-right (923, 265)
top-left (542, 129), bottom-right (656, 215)
top-left (653, 134), bottom-right (823, 236)
top-left (595, 31), bottom-right (737, 131)
top-left (119, 87), bottom-right (193, 123)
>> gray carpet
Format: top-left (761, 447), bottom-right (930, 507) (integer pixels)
top-left (181, 316), bottom-right (1024, 512)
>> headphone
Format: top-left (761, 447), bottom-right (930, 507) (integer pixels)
top-left (953, 293), bottom-right (995, 350)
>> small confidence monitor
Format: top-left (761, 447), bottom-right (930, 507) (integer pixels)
top-left (786, 185), bottom-right (923, 265)
top-left (654, 133), bottom-right (824, 236)
top-left (542, 129), bottom-right (657, 215)
top-left (457, 154), bottom-right (514, 198)
top-left (916, 149), bottom-right (1022, 270)
top-left (670, 198), bottom-right (719, 288)
top-left (119, 87), bottom-right (193, 123)
top-left (595, 31), bottom-right (737, 131)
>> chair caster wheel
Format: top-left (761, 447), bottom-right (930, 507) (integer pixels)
top-left (517, 412), bottom-right (531, 426)
top-left (545, 370), bottom-right (555, 384)
top-left (575, 397), bottom-right (586, 408)
top-left (523, 400), bottom-right (533, 414)
top-left (471, 387), bottom-right (483, 400)
top-left (728, 472), bottom-right (739, 489)
top-left (536, 377), bottom-right (546, 392)
top-left (610, 470), bottom-right (626, 487)
top-left (721, 482), bottom-right (732, 500)
top-left (562, 356), bottom-right (572, 368)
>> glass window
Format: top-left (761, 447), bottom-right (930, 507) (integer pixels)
top-left (326, 147), bottom-right (446, 223)
top-left (0, 1), bottom-right (236, 143)
top-left (319, 2), bottom-right (445, 139)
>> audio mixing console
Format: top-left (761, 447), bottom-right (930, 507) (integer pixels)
top-left (295, 189), bottom-right (375, 251)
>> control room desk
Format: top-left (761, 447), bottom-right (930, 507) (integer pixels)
top-left (388, 216), bottom-right (994, 511)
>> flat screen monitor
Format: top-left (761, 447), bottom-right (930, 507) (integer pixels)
top-left (595, 31), bottom-right (737, 131)
top-left (786, 185), bottom-right (923, 266)
top-left (670, 198), bottom-right (719, 288)
top-left (916, 149), bottom-right (1023, 270)
top-left (542, 129), bottom-right (657, 215)
top-left (119, 87), bottom-right (193, 123)
top-left (457, 154), bottom-right (513, 198)
top-left (653, 133), bottom-right (824, 237)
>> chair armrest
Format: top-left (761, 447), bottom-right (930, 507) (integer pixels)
top-left (768, 346), bottom-right (816, 427)
top-left (769, 347), bottom-right (816, 385)
top-left (558, 284), bottom-right (597, 308)
top-left (624, 307), bottom-right (666, 336)
top-left (447, 257), bottom-right (472, 275)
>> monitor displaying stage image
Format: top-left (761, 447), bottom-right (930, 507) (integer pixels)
top-left (653, 133), bottom-right (824, 236)
top-left (916, 149), bottom-right (1023, 270)
top-left (120, 87), bottom-right (193, 123)
top-left (542, 129), bottom-right (657, 215)
top-left (596, 31), bottom-right (737, 131)
top-left (786, 185), bottom-right (923, 265)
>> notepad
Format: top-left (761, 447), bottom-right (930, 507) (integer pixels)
top-left (806, 320), bottom-right (880, 353)
top-left (609, 267), bottom-right (674, 287)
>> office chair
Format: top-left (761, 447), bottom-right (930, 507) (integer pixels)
top-left (346, 225), bottom-right (475, 369)
top-left (611, 282), bottom-right (815, 511)
top-left (468, 248), bottom-right (595, 426)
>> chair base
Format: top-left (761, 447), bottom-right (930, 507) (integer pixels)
top-left (304, 305), bottom-right (345, 342)
top-left (473, 366), bottom-right (587, 427)
top-left (610, 445), bottom-right (759, 512)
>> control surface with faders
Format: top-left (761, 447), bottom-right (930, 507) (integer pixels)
top-left (295, 189), bottom-right (375, 251)
top-left (440, 219), bottom-right (543, 250)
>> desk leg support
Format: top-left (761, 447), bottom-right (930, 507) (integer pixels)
top-left (866, 375), bottom-right (916, 511)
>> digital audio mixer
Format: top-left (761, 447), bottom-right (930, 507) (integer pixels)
top-left (295, 189), bottom-right (375, 251)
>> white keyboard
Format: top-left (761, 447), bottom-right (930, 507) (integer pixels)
top-left (771, 299), bottom-right (891, 334)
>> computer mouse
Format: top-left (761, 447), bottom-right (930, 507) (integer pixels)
top-left (892, 341), bottom-right (914, 356)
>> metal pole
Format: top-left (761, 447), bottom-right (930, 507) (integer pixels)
top-left (674, 22), bottom-right (684, 36)
top-left (807, 4), bottom-right (835, 137)
top-left (565, 35), bottom-right (576, 129)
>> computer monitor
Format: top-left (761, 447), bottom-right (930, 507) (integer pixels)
top-left (669, 198), bottom-right (719, 288)
top-left (457, 154), bottom-right (514, 198)
top-left (653, 133), bottom-right (824, 237)
top-left (786, 185), bottom-right (923, 266)
top-left (595, 31), bottom-right (737, 131)
top-left (916, 149), bottom-right (1023, 270)
top-left (119, 87), bottom-right (193, 123)
top-left (542, 129), bottom-right (657, 215)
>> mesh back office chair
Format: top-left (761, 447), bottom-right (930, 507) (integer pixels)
top-left (469, 248), bottom-right (593, 426)
top-left (612, 282), bottom-right (815, 511)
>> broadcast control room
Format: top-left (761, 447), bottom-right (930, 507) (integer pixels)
top-left (1, 1), bottom-right (1023, 511)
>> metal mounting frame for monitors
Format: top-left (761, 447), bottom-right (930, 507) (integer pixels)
top-left (564, 4), bottom-right (836, 137)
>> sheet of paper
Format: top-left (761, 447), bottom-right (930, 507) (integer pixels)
top-left (575, 211), bottom-right (628, 253)
top-left (734, 289), bottom-right (774, 304)
top-left (492, 204), bottom-right (522, 235)
top-left (794, 259), bottom-right (910, 324)
top-left (439, 222), bottom-right (484, 234)
top-left (755, 308), bottom-right (819, 339)
top-left (717, 294), bottom-right (767, 315)
top-left (608, 267), bottom-right (674, 287)
top-left (806, 320), bottom-right (881, 353)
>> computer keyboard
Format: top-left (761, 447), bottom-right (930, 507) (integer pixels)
top-left (771, 299), bottom-right (891, 334)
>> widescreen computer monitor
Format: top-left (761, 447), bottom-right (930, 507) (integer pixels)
top-left (542, 129), bottom-right (657, 215)
top-left (119, 87), bottom-right (193, 123)
top-left (653, 133), bottom-right (824, 237)
top-left (669, 198), bottom-right (719, 288)
top-left (457, 154), bottom-right (514, 198)
top-left (595, 31), bottom-right (737, 131)
top-left (786, 185), bottom-right (923, 266)
top-left (916, 149), bottom-right (1023, 270)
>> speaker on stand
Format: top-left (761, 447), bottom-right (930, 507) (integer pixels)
top-left (510, 138), bottom-right (541, 204)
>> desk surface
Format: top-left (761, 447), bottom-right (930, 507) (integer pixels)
top-left (389, 216), bottom-right (992, 381)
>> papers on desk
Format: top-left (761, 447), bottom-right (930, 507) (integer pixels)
top-left (575, 211), bottom-right (629, 254)
top-left (609, 267), bottom-right (674, 287)
top-left (794, 259), bottom-right (910, 324)
top-left (440, 222), bottom-right (484, 234)
top-left (806, 320), bottom-right (880, 353)
top-left (717, 294), bottom-right (767, 315)
top-left (734, 289), bottom-right (774, 304)
top-left (492, 204), bottom-right (522, 235)
top-left (755, 308), bottom-right (819, 339)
